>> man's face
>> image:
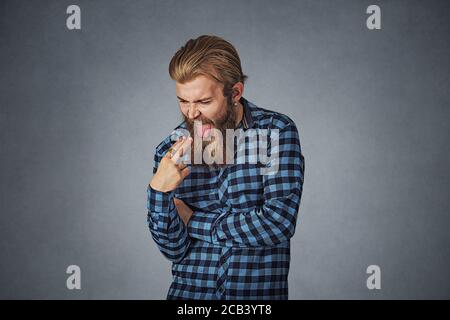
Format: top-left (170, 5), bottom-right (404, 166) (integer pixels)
top-left (176, 75), bottom-right (238, 167)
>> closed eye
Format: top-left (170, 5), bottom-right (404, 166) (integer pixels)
top-left (178, 99), bottom-right (212, 105)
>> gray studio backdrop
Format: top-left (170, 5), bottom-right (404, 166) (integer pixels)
top-left (1, 0), bottom-right (449, 299)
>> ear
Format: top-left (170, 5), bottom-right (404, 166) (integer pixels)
top-left (231, 82), bottom-right (244, 103)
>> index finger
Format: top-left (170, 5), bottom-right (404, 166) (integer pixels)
top-left (171, 136), bottom-right (193, 163)
top-left (164, 136), bottom-right (187, 159)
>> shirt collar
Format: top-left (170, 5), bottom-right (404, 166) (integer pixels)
top-left (239, 96), bottom-right (255, 130)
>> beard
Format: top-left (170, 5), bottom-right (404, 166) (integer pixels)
top-left (182, 98), bottom-right (238, 169)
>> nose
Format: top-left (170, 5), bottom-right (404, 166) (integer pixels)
top-left (187, 103), bottom-right (200, 119)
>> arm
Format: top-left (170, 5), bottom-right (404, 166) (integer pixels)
top-left (187, 123), bottom-right (305, 247)
top-left (146, 149), bottom-right (191, 263)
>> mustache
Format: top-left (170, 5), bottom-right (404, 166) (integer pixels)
top-left (180, 102), bottom-right (237, 168)
top-left (184, 116), bottom-right (215, 126)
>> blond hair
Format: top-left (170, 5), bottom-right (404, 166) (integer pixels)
top-left (169, 35), bottom-right (247, 99)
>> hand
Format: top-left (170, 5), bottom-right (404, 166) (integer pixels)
top-left (150, 136), bottom-right (193, 193)
top-left (173, 197), bottom-right (193, 226)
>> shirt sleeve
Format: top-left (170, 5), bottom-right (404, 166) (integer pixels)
top-left (146, 149), bottom-right (191, 262)
top-left (187, 122), bottom-right (305, 247)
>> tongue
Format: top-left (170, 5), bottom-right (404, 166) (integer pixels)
top-left (200, 124), bottom-right (212, 138)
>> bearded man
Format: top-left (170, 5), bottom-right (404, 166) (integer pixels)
top-left (147, 35), bottom-right (305, 300)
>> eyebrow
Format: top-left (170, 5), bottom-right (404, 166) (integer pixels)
top-left (177, 96), bottom-right (213, 103)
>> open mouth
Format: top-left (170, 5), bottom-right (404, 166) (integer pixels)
top-left (195, 123), bottom-right (213, 138)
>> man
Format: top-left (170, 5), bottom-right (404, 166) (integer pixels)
top-left (147, 35), bottom-right (305, 300)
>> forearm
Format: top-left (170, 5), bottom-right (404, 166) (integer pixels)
top-left (187, 123), bottom-right (305, 247)
top-left (187, 187), bottom-right (302, 248)
top-left (147, 185), bottom-right (191, 262)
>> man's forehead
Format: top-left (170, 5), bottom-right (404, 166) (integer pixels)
top-left (175, 75), bottom-right (220, 100)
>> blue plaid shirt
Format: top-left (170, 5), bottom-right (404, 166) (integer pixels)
top-left (147, 97), bottom-right (305, 300)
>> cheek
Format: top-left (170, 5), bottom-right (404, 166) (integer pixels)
top-left (207, 103), bottom-right (226, 120)
top-left (201, 108), bottom-right (215, 119)
top-left (179, 104), bottom-right (189, 117)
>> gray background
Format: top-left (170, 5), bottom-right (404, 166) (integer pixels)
top-left (1, 0), bottom-right (449, 299)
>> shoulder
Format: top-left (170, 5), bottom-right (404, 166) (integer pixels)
top-left (247, 100), bottom-right (299, 131)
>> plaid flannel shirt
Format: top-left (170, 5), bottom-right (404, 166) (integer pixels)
top-left (147, 97), bottom-right (305, 300)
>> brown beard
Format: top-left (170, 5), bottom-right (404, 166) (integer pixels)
top-left (182, 99), bottom-right (238, 169)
